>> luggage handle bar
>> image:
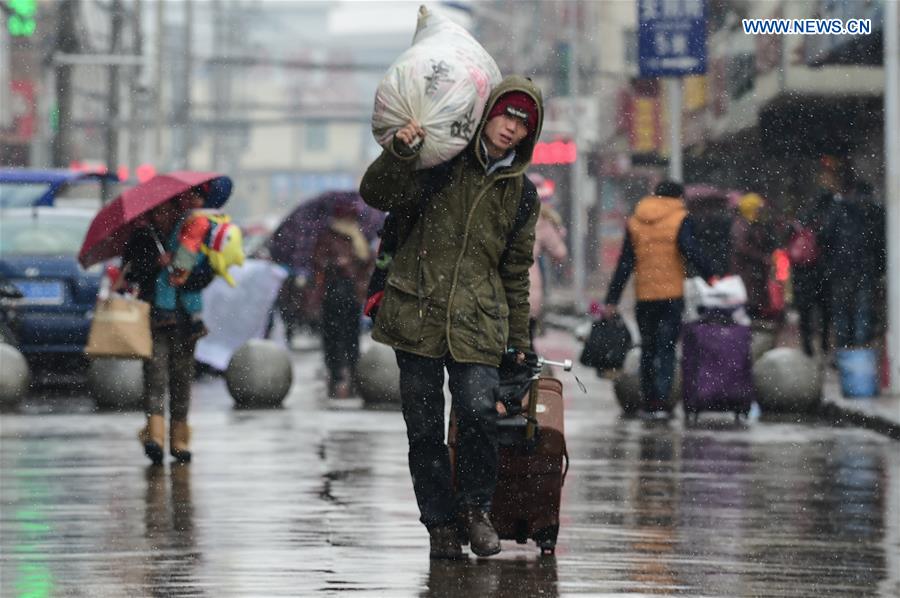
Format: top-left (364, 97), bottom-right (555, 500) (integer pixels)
top-left (525, 356), bottom-right (572, 440)
top-left (536, 357), bottom-right (572, 373)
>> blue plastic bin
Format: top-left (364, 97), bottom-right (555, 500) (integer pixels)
top-left (836, 349), bottom-right (879, 398)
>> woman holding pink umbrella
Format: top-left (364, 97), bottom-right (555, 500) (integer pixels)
top-left (80, 171), bottom-right (233, 465)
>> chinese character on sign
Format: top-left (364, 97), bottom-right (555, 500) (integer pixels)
top-left (638, 0), bottom-right (707, 78)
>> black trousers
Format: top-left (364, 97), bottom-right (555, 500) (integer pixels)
top-left (321, 277), bottom-right (360, 383)
top-left (793, 265), bottom-right (830, 355)
top-left (395, 350), bottom-right (500, 529)
top-left (635, 299), bottom-right (684, 411)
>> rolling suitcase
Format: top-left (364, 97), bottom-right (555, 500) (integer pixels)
top-left (449, 376), bottom-right (568, 555)
top-left (681, 317), bottom-right (755, 421)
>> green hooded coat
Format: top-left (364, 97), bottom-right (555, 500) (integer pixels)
top-left (359, 75), bottom-right (544, 366)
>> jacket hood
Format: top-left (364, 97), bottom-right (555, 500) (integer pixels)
top-left (474, 75), bottom-right (544, 176)
top-left (633, 196), bottom-right (687, 224)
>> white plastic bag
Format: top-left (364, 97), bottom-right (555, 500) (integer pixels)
top-left (683, 275), bottom-right (750, 324)
top-left (371, 5), bottom-right (501, 169)
top-left (195, 259), bottom-right (288, 371)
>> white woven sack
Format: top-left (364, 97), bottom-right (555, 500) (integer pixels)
top-left (371, 5), bottom-right (501, 169)
top-left (684, 275), bottom-right (749, 323)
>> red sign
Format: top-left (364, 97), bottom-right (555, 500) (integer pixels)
top-left (532, 140), bottom-right (577, 165)
top-left (9, 80), bottom-right (36, 142)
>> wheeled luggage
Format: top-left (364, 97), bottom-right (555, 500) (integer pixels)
top-left (681, 317), bottom-right (755, 420)
top-left (449, 376), bottom-right (568, 555)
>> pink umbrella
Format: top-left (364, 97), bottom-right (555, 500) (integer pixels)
top-left (78, 171), bottom-right (232, 267)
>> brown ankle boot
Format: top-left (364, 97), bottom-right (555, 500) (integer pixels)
top-left (170, 420), bottom-right (192, 463)
top-left (462, 508), bottom-right (501, 557)
top-left (428, 525), bottom-right (464, 560)
top-left (138, 415), bottom-right (166, 465)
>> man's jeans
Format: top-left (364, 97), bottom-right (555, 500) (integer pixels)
top-left (635, 299), bottom-right (684, 411)
top-left (395, 350), bottom-right (499, 529)
top-left (831, 278), bottom-right (874, 348)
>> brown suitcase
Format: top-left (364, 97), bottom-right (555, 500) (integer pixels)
top-left (449, 376), bottom-right (568, 555)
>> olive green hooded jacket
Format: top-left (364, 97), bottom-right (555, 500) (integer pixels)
top-left (359, 75), bottom-right (544, 366)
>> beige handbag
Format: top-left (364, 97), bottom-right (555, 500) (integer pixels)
top-left (85, 294), bottom-right (152, 360)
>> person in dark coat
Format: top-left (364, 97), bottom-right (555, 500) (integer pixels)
top-left (791, 193), bottom-right (832, 356)
top-left (603, 181), bottom-right (715, 419)
top-left (312, 213), bottom-right (372, 398)
top-left (688, 194), bottom-right (733, 277)
top-left (819, 180), bottom-right (886, 348)
top-left (730, 193), bottom-right (776, 320)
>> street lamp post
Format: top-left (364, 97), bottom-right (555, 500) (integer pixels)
top-left (568, 1), bottom-right (587, 313)
top-left (885, 0), bottom-right (900, 394)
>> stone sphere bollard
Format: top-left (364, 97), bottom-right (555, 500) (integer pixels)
top-left (750, 328), bottom-right (777, 362)
top-left (613, 347), bottom-right (681, 415)
top-left (752, 347), bottom-right (823, 413)
top-left (226, 339), bottom-right (293, 408)
top-left (0, 343), bottom-right (30, 406)
top-left (355, 342), bottom-right (401, 406)
top-left (88, 358), bottom-right (144, 410)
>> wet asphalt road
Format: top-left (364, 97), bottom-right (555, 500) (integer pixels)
top-left (1, 329), bottom-right (898, 597)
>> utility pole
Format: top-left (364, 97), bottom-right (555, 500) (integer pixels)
top-left (0, 15), bottom-right (11, 132)
top-left (568, 0), bottom-right (587, 312)
top-left (51, 0), bottom-right (79, 167)
top-left (211, 0), bottom-right (223, 171)
top-left (102, 0), bottom-right (123, 202)
top-left (667, 78), bottom-right (683, 181)
top-left (884, 0), bottom-right (900, 394)
top-left (171, 0), bottom-right (192, 169)
top-left (127, 0), bottom-right (144, 180)
top-left (154, 0), bottom-right (164, 161)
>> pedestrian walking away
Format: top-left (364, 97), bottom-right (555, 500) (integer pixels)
top-left (360, 75), bottom-right (543, 559)
top-left (819, 178), bottom-right (886, 349)
top-left (730, 193), bottom-right (777, 321)
top-left (789, 191), bottom-right (832, 357)
top-left (313, 207), bottom-right (372, 398)
top-left (604, 181), bottom-right (715, 419)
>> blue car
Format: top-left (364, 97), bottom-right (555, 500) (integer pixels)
top-left (0, 168), bottom-right (118, 208)
top-left (0, 207), bottom-right (102, 361)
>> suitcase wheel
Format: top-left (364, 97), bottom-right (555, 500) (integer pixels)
top-left (533, 525), bottom-right (559, 556)
top-left (514, 521), bottom-right (529, 545)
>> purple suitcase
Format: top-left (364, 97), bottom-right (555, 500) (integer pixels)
top-left (681, 320), bottom-right (755, 419)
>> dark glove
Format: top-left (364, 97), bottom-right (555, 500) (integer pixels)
top-left (493, 372), bottom-right (532, 416)
top-left (499, 347), bottom-right (538, 379)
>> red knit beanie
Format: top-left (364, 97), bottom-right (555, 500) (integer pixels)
top-left (487, 91), bottom-right (538, 136)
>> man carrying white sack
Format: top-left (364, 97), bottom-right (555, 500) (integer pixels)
top-left (360, 76), bottom-right (544, 559)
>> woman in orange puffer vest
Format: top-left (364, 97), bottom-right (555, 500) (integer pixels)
top-left (603, 181), bottom-right (714, 418)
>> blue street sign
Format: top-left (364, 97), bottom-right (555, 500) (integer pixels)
top-left (638, 0), bottom-right (707, 78)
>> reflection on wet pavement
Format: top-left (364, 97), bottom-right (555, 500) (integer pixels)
top-left (422, 558), bottom-right (559, 598)
top-left (1, 341), bottom-right (898, 596)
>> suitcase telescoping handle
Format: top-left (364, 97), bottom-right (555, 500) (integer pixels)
top-left (538, 357), bottom-right (573, 371)
top-left (524, 357), bottom-right (573, 440)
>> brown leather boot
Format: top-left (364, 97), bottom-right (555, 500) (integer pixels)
top-left (462, 509), bottom-right (501, 557)
top-left (137, 415), bottom-right (165, 465)
top-left (169, 420), bottom-right (192, 463)
top-left (428, 525), bottom-right (464, 560)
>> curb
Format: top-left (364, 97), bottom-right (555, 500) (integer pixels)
top-left (819, 400), bottom-right (900, 441)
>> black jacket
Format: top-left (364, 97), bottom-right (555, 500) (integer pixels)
top-left (819, 192), bottom-right (886, 283)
